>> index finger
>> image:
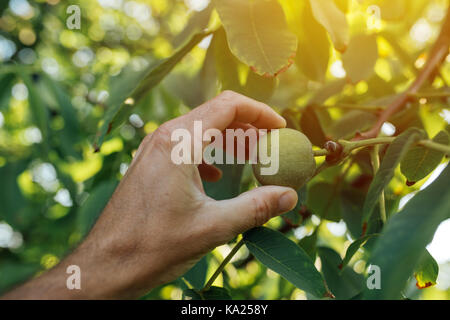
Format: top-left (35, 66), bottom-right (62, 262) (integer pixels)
top-left (170, 91), bottom-right (286, 132)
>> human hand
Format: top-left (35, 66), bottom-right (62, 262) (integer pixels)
top-left (3, 91), bottom-right (298, 299)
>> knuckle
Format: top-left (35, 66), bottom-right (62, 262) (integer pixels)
top-left (250, 196), bottom-right (273, 227)
top-left (141, 133), bottom-right (153, 146)
top-left (151, 125), bottom-right (173, 151)
top-left (215, 90), bottom-right (242, 106)
top-left (219, 90), bottom-right (238, 100)
top-left (134, 132), bottom-right (156, 160)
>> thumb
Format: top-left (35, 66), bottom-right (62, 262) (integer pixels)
top-left (213, 186), bottom-right (298, 235)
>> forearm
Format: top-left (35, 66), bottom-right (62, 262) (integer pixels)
top-left (1, 201), bottom-right (181, 300)
top-left (1, 237), bottom-right (134, 300)
top-left (2, 263), bottom-right (82, 300)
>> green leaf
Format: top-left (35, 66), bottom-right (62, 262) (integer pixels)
top-left (215, 0), bottom-right (297, 76)
top-left (341, 187), bottom-right (399, 240)
top-left (213, 27), bottom-right (241, 92)
top-left (203, 164), bottom-right (244, 200)
top-left (43, 76), bottom-right (80, 135)
top-left (306, 182), bottom-right (341, 222)
top-left (244, 227), bottom-right (329, 298)
top-left (341, 188), bottom-right (383, 238)
top-left (172, 4), bottom-right (212, 47)
top-left (300, 105), bottom-right (331, 147)
top-left (340, 234), bottom-right (378, 270)
top-left (22, 74), bottom-right (49, 146)
top-left (0, 161), bottom-right (26, 229)
top-left (334, 0), bottom-right (349, 13)
top-left (94, 31), bottom-right (209, 150)
top-left (91, 153), bottom-right (122, 187)
top-left (212, 28), bottom-right (276, 101)
top-left (378, 0), bottom-right (407, 21)
top-left (282, 108), bottom-right (301, 131)
top-left (166, 32), bottom-right (219, 108)
top-left (130, 32), bottom-right (211, 102)
top-left (309, 0), bottom-right (349, 52)
top-left (0, 73), bottom-right (14, 110)
top-left (42, 76), bottom-right (82, 159)
top-left (364, 165), bottom-right (450, 299)
top-left (353, 148), bottom-right (373, 174)
top-left (298, 229), bottom-right (318, 260)
top-left (279, 0), bottom-right (306, 33)
top-left (183, 256), bottom-right (209, 290)
top-left (390, 104), bottom-right (424, 135)
top-left (328, 110), bottom-right (377, 140)
top-left (77, 180), bottom-right (118, 237)
top-left (341, 189), bottom-right (366, 238)
top-left (183, 286), bottom-right (232, 300)
top-left (367, 74), bottom-right (397, 98)
top-left (414, 249), bottom-right (439, 289)
top-left (342, 34), bottom-right (379, 83)
top-left (361, 128), bottom-right (425, 227)
top-left (0, 261), bottom-right (39, 295)
top-left (199, 35), bottom-right (219, 102)
top-left (55, 166), bottom-right (78, 203)
top-left (308, 79), bottom-right (346, 105)
top-left (282, 186), bottom-right (308, 226)
top-left (318, 247), bottom-right (364, 299)
top-left (295, 1), bottom-right (330, 82)
top-left (242, 71), bottom-right (276, 103)
top-left (400, 130), bottom-right (450, 183)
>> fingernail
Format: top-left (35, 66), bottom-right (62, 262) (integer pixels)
top-left (278, 190), bottom-right (297, 212)
top-left (277, 115), bottom-right (287, 128)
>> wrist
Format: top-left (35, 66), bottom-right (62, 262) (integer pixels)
top-left (0, 239), bottom-right (126, 300)
top-left (62, 234), bottom-right (140, 299)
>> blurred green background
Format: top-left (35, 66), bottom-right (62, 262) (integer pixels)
top-left (0, 0), bottom-right (449, 299)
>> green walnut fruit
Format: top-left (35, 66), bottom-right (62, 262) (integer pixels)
top-left (252, 128), bottom-right (316, 190)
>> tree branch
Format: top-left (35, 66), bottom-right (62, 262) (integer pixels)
top-left (356, 6), bottom-right (450, 140)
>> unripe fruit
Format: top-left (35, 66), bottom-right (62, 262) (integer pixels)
top-left (252, 128), bottom-right (316, 190)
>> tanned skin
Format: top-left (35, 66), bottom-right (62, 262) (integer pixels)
top-left (2, 91), bottom-right (298, 300)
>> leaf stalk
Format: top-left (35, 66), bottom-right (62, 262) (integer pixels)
top-left (202, 239), bottom-right (245, 292)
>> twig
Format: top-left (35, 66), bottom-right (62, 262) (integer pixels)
top-left (313, 149), bottom-right (329, 157)
top-left (202, 239), bottom-right (244, 292)
top-left (370, 145), bottom-right (386, 223)
top-left (409, 88), bottom-right (450, 99)
top-left (311, 161), bottom-right (330, 178)
top-left (316, 137), bottom-right (450, 158)
top-left (319, 104), bottom-right (383, 112)
top-left (339, 158), bottom-right (354, 181)
top-left (180, 277), bottom-right (193, 289)
top-left (340, 137), bottom-right (395, 153)
top-left (356, 6), bottom-right (450, 140)
top-left (418, 140), bottom-right (450, 154)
